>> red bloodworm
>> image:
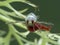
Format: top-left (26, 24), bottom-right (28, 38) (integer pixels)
top-left (34, 22), bottom-right (51, 31)
top-left (27, 22), bottom-right (51, 32)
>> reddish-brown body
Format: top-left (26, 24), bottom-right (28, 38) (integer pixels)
top-left (27, 22), bottom-right (51, 32)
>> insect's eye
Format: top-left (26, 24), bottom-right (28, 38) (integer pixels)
top-left (32, 20), bottom-right (34, 24)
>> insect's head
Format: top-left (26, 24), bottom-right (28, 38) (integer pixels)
top-left (25, 13), bottom-right (37, 25)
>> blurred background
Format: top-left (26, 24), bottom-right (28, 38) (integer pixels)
top-left (0, 0), bottom-right (60, 45)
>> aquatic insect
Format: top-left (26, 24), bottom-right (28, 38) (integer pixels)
top-left (7, 13), bottom-right (54, 32)
top-left (25, 13), bottom-right (54, 32)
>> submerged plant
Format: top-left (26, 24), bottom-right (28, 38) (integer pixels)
top-left (0, 0), bottom-right (60, 45)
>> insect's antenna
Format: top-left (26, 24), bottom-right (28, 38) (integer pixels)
top-left (34, 6), bottom-right (40, 14)
top-left (34, 6), bottom-right (40, 20)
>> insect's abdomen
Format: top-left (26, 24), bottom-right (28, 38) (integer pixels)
top-left (34, 22), bottom-right (51, 31)
top-left (40, 25), bottom-right (51, 31)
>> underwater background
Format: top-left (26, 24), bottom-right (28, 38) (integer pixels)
top-left (0, 0), bottom-right (60, 45)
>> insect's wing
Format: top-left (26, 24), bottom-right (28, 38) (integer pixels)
top-left (37, 21), bottom-right (54, 25)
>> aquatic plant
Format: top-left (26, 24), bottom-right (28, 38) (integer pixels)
top-left (0, 0), bottom-right (60, 45)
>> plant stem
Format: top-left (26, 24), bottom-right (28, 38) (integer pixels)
top-left (13, 32), bottom-right (24, 45)
top-left (35, 31), bottom-right (58, 45)
top-left (6, 3), bottom-right (26, 19)
top-left (4, 24), bottom-right (13, 45)
top-left (41, 38), bottom-right (47, 45)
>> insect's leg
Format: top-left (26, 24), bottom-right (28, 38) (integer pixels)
top-left (38, 21), bottom-right (54, 25)
top-left (33, 23), bottom-right (36, 31)
top-left (34, 23), bottom-right (41, 30)
top-left (34, 23), bottom-right (42, 33)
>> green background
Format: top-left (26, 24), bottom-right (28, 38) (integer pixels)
top-left (0, 0), bottom-right (60, 45)
top-left (41, 0), bottom-right (60, 33)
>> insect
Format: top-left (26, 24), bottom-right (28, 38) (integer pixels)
top-left (7, 12), bottom-right (54, 32)
top-left (25, 13), bottom-right (54, 32)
